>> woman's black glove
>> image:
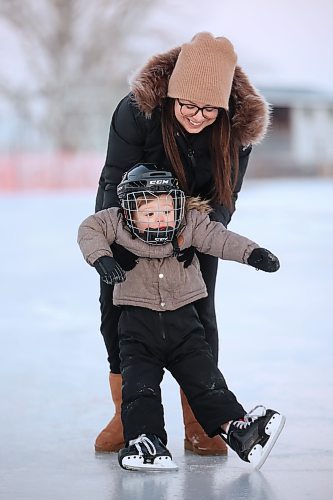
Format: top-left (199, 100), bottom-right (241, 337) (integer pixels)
top-left (94, 256), bottom-right (126, 285)
top-left (111, 242), bottom-right (139, 271)
top-left (247, 248), bottom-right (280, 272)
top-left (177, 246), bottom-right (196, 268)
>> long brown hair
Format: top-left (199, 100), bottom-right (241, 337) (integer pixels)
top-left (161, 99), bottom-right (239, 211)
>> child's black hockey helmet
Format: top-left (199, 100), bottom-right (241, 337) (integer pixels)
top-left (117, 163), bottom-right (180, 199)
top-left (117, 163), bottom-right (185, 245)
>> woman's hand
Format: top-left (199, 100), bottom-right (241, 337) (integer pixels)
top-left (177, 246), bottom-right (196, 268)
top-left (111, 242), bottom-right (139, 271)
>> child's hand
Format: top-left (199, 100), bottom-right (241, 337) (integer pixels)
top-left (94, 256), bottom-right (126, 285)
top-left (247, 248), bottom-right (280, 272)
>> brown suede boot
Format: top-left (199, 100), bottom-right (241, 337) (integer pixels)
top-left (180, 389), bottom-right (228, 456)
top-left (94, 373), bottom-right (125, 452)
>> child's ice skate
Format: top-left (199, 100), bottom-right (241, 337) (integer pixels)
top-left (118, 434), bottom-right (178, 471)
top-left (221, 405), bottom-right (285, 470)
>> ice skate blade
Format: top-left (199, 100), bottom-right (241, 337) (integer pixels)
top-left (248, 413), bottom-right (286, 470)
top-left (120, 455), bottom-right (178, 472)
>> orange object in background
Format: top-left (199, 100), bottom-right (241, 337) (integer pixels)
top-left (0, 152), bottom-right (104, 191)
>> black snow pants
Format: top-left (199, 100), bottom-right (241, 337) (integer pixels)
top-left (118, 303), bottom-right (246, 445)
top-left (99, 252), bottom-right (219, 373)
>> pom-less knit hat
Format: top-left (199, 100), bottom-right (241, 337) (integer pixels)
top-left (167, 32), bottom-right (237, 110)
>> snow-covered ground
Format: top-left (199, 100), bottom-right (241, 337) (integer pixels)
top-left (0, 178), bottom-right (332, 500)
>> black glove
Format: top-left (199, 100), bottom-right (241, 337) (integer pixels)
top-left (111, 242), bottom-right (139, 271)
top-left (247, 248), bottom-right (280, 273)
top-left (94, 256), bottom-right (126, 285)
top-left (177, 246), bottom-right (196, 268)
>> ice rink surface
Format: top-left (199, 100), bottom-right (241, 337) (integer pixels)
top-left (0, 178), bottom-right (332, 500)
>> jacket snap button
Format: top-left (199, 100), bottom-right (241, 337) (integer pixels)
top-left (159, 273), bottom-right (164, 278)
top-left (160, 302), bottom-right (165, 307)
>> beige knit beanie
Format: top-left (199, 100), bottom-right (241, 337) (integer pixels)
top-left (167, 32), bottom-right (237, 109)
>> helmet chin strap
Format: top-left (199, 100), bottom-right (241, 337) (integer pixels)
top-left (140, 226), bottom-right (176, 244)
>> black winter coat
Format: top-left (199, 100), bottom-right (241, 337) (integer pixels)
top-left (95, 46), bottom-right (270, 226)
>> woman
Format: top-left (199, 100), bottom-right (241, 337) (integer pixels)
top-left (94, 32), bottom-right (269, 455)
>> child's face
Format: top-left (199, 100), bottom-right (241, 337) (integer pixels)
top-left (133, 194), bottom-right (175, 232)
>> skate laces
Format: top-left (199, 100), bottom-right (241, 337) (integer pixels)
top-left (232, 405), bottom-right (267, 430)
top-left (129, 434), bottom-right (157, 456)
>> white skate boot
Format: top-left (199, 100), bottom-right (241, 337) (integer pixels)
top-left (221, 405), bottom-right (285, 470)
top-left (118, 434), bottom-right (178, 471)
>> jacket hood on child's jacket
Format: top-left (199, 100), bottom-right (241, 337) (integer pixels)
top-left (130, 46), bottom-right (270, 146)
top-left (185, 196), bottom-right (212, 215)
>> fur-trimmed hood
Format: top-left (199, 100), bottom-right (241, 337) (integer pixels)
top-left (130, 46), bottom-right (270, 145)
top-left (185, 196), bottom-right (212, 215)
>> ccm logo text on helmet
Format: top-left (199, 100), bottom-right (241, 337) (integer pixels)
top-left (148, 179), bottom-right (171, 185)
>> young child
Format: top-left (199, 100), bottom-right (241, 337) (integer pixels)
top-left (78, 163), bottom-right (285, 472)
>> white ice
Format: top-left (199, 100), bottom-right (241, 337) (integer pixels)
top-left (0, 178), bottom-right (332, 500)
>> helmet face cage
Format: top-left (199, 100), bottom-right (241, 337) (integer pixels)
top-left (117, 164), bottom-right (186, 245)
top-left (122, 189), bottom-right (185, 245)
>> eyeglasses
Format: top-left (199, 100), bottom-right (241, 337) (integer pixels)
top-left (177, 99), bottom-right (220, 119)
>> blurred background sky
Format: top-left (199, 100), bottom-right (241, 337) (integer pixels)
top-left (2, 0), bottom-right (333, 92)
top-left (155, 0), bottom-right (333, 92)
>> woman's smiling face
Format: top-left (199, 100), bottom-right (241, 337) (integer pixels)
top-left (174, 98), bottom-right (219, 134)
